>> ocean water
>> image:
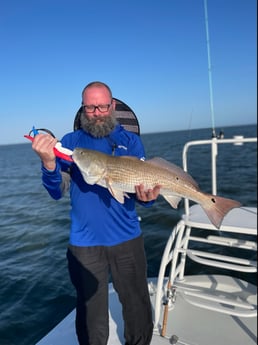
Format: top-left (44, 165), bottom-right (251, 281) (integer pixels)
top-left (0, 124), bottom-right (256, 345)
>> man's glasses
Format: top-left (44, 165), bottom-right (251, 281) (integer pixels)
top-left (83, 104), bottom-right (112, 113)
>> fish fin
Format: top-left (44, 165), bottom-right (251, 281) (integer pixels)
top-left (108, 187), bottom-right (129, 203)
top-left (105, 178), bottom-right (128, 203)
top-left (202, 195), bottom-right (241, 229)
top-left (163, 195), bottom-right (182, 209)
top-left (109, 189), bottom-right (126, 203)
top-left (124, 193), bottom-right (130, 199)
top-left (147, 157), bottom-right (199, 188)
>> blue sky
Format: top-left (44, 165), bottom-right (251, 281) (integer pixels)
top-left (0, 0), bottom-right (256, 145)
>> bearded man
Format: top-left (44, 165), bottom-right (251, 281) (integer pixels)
top-left (31, 81), bottom-right (160, 345)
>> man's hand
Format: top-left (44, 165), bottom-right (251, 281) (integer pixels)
top-left (32, 134), bottom-right (58, 171)
top-left (135, 184), bottom-right (161, 202)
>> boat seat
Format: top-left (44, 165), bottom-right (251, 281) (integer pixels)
top-left (167, 205), bottom-right (257, 317)
top-left (182, 205), bottom-right (257, 273)
top-left (174, 275), bottom-right (257, 317)
top-left (183, 205), bottom-right (257, 234)
top-left (186, 249), bottom-right (257, 273)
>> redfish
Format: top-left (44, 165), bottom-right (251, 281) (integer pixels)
top-left (72, 148), bottom-right (241, 229)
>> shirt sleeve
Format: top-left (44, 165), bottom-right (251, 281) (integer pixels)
top-left (41, 132), bottom-right (74, 200)
top-left (41, 162), bottom-right (63, 200)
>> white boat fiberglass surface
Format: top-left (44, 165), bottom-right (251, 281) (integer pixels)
top-left (36, 134), bottom-right (257, 345)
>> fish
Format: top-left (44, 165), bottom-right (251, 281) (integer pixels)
top-left (72, 148), bottom-right (241, 229)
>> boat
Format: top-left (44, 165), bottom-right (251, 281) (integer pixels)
top-left (36, 132), bottom-right (257, 345)
top-left (36, 1), bottom-right (256, 341)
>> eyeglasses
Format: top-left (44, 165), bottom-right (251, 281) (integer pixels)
top-left (82, 104), bottom-right (112, 113)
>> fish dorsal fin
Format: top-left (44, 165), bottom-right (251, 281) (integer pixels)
top-left (147, 157), bottom-right (199, 188)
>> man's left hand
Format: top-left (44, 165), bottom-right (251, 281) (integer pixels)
top-left (135, 184), bottom-right (161, 202)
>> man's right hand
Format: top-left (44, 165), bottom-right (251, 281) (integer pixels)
top-left (32, 134), bottom-right (58, 171)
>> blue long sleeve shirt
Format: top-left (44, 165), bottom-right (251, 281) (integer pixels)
top-left (41, 125), bottom-right (153, 247)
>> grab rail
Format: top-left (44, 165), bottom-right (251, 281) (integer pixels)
top-left (182, 136), bottom-right (257, 216)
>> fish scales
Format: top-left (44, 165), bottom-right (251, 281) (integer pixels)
top-left (105, 156), bottom-right (198, 197)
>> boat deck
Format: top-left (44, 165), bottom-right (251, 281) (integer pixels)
top-left (36, 275), bottom-right (257, 345)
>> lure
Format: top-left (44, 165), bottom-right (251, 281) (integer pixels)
top-left (24, 127), bottom-right (73, 162)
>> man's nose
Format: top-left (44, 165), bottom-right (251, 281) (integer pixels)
top-left (93, 108), bottom-right (101, 115)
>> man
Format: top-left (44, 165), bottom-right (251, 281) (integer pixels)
top-left (32, 81), bottom-right (160, 345)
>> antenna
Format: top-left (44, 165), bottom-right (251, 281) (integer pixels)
top-left (204, 0), bottom-right (216, 138)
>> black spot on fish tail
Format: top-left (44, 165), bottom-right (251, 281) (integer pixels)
top-left (202, 195), bottom-right (241, 229)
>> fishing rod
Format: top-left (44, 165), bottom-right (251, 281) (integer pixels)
top-left (204, 0), bottom-right (216, 138)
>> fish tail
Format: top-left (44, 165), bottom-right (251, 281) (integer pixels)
top-left (202, 195), bottom-right (241, 229)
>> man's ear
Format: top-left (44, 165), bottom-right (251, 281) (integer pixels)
top-left (111, 98), bottom-right (116, 110)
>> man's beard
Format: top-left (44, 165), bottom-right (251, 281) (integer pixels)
top-left (80, 112), bottom-right (117, 138)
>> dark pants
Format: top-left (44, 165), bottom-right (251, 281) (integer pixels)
top-left (67, 235), bottom-right (153, 345)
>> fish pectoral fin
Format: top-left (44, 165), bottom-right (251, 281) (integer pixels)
top-left (163, 195), bottom-right (182, 209)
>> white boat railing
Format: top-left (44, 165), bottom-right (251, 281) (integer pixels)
top-left (182, 135), bottom-right (257, 214)
top-left (154, 135), bottom-right (257, 332)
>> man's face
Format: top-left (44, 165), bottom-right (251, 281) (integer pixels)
top-left (81, 86), bottom-right (117, 137)
top-left (83, 86), bottom-right (114, 118)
